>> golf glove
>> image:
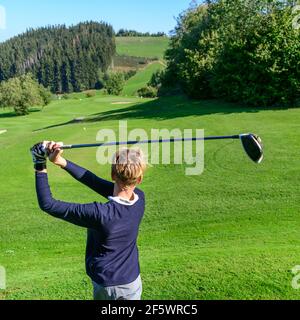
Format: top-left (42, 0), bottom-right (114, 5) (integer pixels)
top-left (30, 142), bottom-right (49, 171)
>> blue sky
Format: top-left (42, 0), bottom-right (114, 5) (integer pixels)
top-left (0, 0), bottom-right (193, 42)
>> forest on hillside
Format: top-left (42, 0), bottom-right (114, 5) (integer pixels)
top-left (0, 21), bottom-right (116, 93)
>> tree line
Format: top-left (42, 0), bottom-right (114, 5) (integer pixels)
top-left (0, 21), bottom-right (116, 94)
top-left (158, 0), bottom-right (300, 107)
top-left (116, 29), bottom-right (166, 37)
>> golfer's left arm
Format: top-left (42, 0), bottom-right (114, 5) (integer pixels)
top-left (49, 143), bottom-right (114, 199)
top-left (35, 171), bottom-right (108, 229)
top-left (62, 160), bottom-right (114, 199)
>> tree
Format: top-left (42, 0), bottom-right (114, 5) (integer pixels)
top-left (116, 29), bottom-right (166, 37)
top-left (0, 22), bottom-right (116, 94)
top-left (105, 73), bottom-right (125, 96)
top-left (137, 86), bottom-right (158, 98)
top-left (0, 74), bottom-right (52, 115)
top-left (164, 0), bottom-right (300, 107)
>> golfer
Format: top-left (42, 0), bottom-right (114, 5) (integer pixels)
top-left (30, 141), bottom-right (146, 300)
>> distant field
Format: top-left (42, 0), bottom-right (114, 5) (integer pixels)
top-left (112, 55), bottom-right (151, 72)
top-left (114, 37), bottom-right (168, 96)
top-left (116, 37), bottom-right (169, 59)
top-left (122, 62), bottom-right (165, 96)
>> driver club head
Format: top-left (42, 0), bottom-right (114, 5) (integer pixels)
top-left (239, 133), bottom-right (264, 164)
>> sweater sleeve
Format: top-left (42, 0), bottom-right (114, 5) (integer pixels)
top-left (63, 160), bottom-right (114, 199)
top-left (35, 172), bottom-right (109, 229)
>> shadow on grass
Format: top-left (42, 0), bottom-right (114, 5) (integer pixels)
top-left (34, 95), bottom-right (290, 131)
top-left (0, 108), bottom-right (41, 119)
top-left (34, 118), bottom-right (86, 132)
top-left (0, 111), bottom-right (16, 119)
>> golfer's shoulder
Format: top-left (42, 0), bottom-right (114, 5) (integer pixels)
top-left (135, 188), bottom-right (145, 200)
top-left (92, 201), bottom-right (117, 220)
top-left (91, 201), bottom-right (111, 211)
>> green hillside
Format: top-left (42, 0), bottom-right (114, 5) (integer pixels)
top-left (0, 93), bottom-right (299, 300)
top-left (122, 62), bottom-right (165, 96)
top-left (113, 37), bottom-right (168, 96)
top-left (116, 37), bottom-right (169, 59)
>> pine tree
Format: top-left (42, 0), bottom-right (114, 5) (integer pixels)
top-left (0, 22), bottom-right (116, 93)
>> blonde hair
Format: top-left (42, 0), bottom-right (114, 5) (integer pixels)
top-left (112, 148), bottom-right (146, 187)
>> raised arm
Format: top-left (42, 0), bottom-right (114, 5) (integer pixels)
top-left (35, 172), bottom-right (109, 229)
top-left (30, 142), bottom-right (110, 229)
top-left (63, 161), bottom-right (114, 199)
top-left (48, 142), bottom-right (114, 199)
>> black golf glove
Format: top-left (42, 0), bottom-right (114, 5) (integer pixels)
top-left (30, 142), bottom-right (49, 171)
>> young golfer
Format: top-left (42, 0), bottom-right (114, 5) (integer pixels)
top-left (30, 141), bottom-right (146, 300)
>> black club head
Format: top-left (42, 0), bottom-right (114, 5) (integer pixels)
top-left (239, 134), bottom-right (264, 164)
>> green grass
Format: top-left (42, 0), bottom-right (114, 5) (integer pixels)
top-left (122, 62), bottom-right (165, 96)
top-left (116, 37), bottom-right (169, 59)
top-left (0, 94), bottom-right (300, 300)
top-left (115, 37), bottom-right (167, 96)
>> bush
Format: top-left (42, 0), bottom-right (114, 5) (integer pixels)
top-left (86, 90), bottom-right (96, 98)
top-left (105, 73), bottom-right (125, 96)
top-left (137, 86), bottom-right (158, 98)
top-left (148, 70), bottom-right (164, 88)
top-left (39, 86), bottom-right (52, 105)
top-left (146, 70), bottom-right (180, 96)
top-left (0, 74), bottom-right (52, 115)
top-left (164, 0), bottom-right (300, 107)
top-left (62, 94), bottom-right (70, 100)
top-left (124, 70), bottom-right (137, 81)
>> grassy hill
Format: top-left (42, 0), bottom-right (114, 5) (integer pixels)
top-left (0, 92), bottom-right (299, 300)
top-left (114, 37), bottom-right (168, 96)
top-left (122, 62), bottom-right (165, 96)
top-left (116, 37), bottom-right (169, 59)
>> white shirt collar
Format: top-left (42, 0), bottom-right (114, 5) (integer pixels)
top-left (108, 193), bottom-right (139, 206)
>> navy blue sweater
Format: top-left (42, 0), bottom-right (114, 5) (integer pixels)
top-left (35, 161), bottom-right (145, 287)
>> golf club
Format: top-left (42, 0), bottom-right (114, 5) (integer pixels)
top-left (60, 133), bottom-right (264, 164)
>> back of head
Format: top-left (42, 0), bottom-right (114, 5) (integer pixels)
top-left (112, 148), bottom-right (146, 188)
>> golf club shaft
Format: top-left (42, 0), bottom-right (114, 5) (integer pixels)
top-left (61, 135), bottom-right (240, 150)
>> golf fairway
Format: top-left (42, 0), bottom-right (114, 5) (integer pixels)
top-left (0, 94), bottom-right (299, 300)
